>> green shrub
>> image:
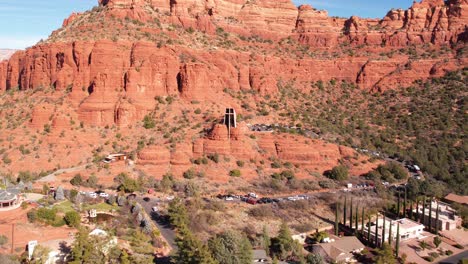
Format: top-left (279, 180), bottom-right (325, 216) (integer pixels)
top-left (143, 115), bottom-right (156, 129)
top-left (27, 210), bottom-right (37, 223)
top-left (70, 174), bottom-right (83, 186)
top-left (326, 165), bottom-right (349, 181)
top-left (183, 168), bottom-right (196, 179)
top-left (0, 235), bottom-right (8, 246)
top-left (208, 153), bottom-right (220, 163)
top-left (423, 256), bottom-right (434, 262)
top-left (229, 169), bottom-right (241, 177)
top-left (64, 211), bottom-right (81, 228)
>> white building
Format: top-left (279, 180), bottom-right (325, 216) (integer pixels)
top-left (364, 217), bottom-right (424, 243)
top-left (414, 201), bottom-right (462, 231)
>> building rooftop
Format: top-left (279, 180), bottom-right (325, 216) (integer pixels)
top-left (316, 236), bottom-right (365, 262)
top-left (444, 193), bottom-right (468, 206)
top-left (0, 190), bottom-right (17, 202)
top-left (395, 218), bottom-right (423, 230)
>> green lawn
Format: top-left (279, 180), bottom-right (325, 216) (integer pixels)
top-left (53, 200), bottom-right (75, 213)
top-left (83, 203), bottom-right (118, 212)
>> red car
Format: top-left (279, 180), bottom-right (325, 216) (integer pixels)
top-left (246, 198), bottom-right (258, 205)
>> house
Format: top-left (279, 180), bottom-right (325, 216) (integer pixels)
top-left (103, 153), bottom-right (128, 163)
top-left (312, 235), bottom-right (365, 263)
top-left (363, 217), bottom-right (425, 243)
top-left (0, 189), bottom-right (21, 211)
top-left (443, 193), bottom-right (468, 206)
top-left (252, 249), bottom-right (270, 263)
top-left (414, 201), bottom-right (462, 231)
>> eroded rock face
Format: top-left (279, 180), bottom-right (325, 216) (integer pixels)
top-left (0, 0), bottom-right (466, 126)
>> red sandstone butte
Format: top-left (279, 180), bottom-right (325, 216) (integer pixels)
top-left (0, 0), bottom-right (466, 126)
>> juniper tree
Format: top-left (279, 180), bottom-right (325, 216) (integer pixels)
top-left (55, 186), bottom-right (65, 200)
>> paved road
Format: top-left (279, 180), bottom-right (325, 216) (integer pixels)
top-left (136, 197), bottom-right (177, 252)
top-left (437, 250), bottom-right (468, 264)
top-left (36, 164), bottom-right (90, 183)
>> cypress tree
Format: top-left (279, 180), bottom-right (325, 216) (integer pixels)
top-left (361, 207), bottom-right (365, 236)
top-left (409, 200), bottom-right (413, 220)
top-left (335, 204), bottom-right (339, 236)
top-left (374, 215), bottom-right (379, 247)
top-left (350, 198), bottom-right (353, 229)
top-left (397, 191), bottom-right (401, 217)
top-left (428, 197), bottom-right (433, 233)
top-left (388, 220), bottom-right (393, 245)
top-left (415, 198), bottom-right (419, 222)
top-left (395, 223), bottom-right (400, 257)
top-left (355, 205), bottom-right (359, 232)
top-left (367, 217), bottom-right (371, 243)
top-left (262, 226), bottom-right (271, 255)
top-left (421, 196), bottom-right (426, 224)
top-left (403, 187), bottom-right (407, 218)
top-left (343, 196), bottom-right (347, 226)
top-left (381, 214), bottom-right (386, 247)
top-left (435, 203), bottom-right (440, 235)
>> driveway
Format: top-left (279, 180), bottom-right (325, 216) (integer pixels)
top-left (135, 197), bottom-right (177, 252)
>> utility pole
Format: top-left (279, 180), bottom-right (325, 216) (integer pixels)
top-left (11, 223), bottom-right (14, 254)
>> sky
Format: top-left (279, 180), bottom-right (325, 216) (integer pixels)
top-left (0, 0), bottom-right (415, 49)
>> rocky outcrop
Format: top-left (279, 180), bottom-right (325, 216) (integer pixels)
top-left (0, 0), bottom-right (466, 126)
top-left (138, 145), bottom-right (171, 165)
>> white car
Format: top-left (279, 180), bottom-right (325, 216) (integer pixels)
top-left (166, 196), bottom-right (175, 201)
top-left (152, 206), bottom-right (159, 212)
top-left (99, 193), bottom-right (109, 198)
top-left (88, 192), bottom-right (97, 198)
top-left (248, 193), bottom-right (258, 198)
top-left (225, 197), bottom-right (234, 201)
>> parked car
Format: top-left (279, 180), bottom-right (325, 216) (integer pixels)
top-left (99, 193), bottom-right (109, 198)
top-left (88, 192), bottom-right (97, 198)
top-left (225, 197), bottom-right (234, 201)
top-left (166, 196), bottom-right (175, 201)
top-left (241, 196), bottom-right (248, 202)
top-left (152, 206), bottom-right (159, 212)
top-left (246, 198), bottom-right (257, 205)
top-left (248, 193), bottom-right (258, 199)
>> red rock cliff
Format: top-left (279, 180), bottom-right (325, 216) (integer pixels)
top-left (0, 0), bottom-right (466, 126)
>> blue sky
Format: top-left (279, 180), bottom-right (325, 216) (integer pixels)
top-left (0, 0), bottom-right (415, 49)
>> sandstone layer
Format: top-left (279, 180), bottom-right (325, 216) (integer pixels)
top-left (0, 0), bottom-right (466, 126)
